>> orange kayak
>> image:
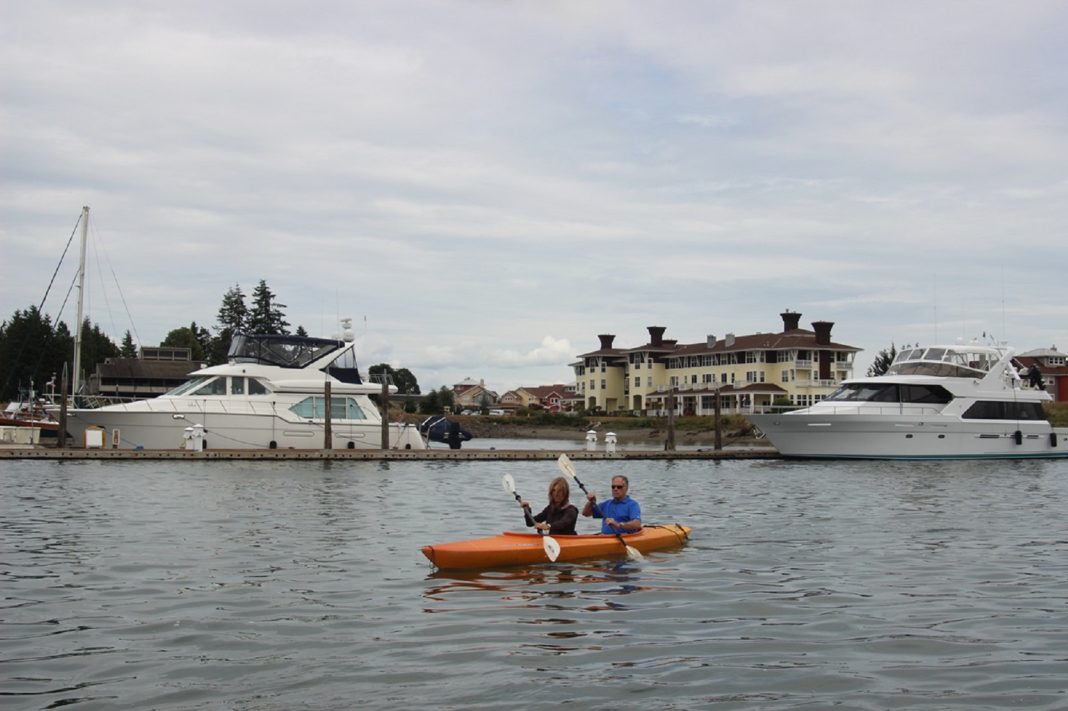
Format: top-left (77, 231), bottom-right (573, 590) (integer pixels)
top-left (421, 523), bottom-right (691, 570)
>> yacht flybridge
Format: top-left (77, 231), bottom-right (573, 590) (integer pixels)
top-left (61, 322), bottom-right (427, 450)
top-left (750, 341), bottom-right (1067, 460)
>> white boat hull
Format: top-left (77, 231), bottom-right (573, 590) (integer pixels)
top-left (751, 413), bottom-right (1068, 460)
top-left (63, 403), bottom-right (426, 451)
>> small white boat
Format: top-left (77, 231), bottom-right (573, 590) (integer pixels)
top-left (59, 322), bottom-right (427, 451)
top-left (750, 341), bottom-right (1068, 460)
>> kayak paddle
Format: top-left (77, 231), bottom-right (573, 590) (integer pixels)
top-left (501, 473), bottom-right (561, 562)
top-left (556, 454), bottom-right (643, 561)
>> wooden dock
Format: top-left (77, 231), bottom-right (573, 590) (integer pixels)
top-left (0, 446), bottom-right (779, 461)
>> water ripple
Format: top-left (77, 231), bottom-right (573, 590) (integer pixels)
top-left (2, 457), bottom-right (1068, 709)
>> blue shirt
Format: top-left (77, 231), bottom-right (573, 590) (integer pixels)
top-left (591, 496), bottom-right (641, 535)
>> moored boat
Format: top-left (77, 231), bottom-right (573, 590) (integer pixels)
top-left (750, 341), bottom-right (1068, 460)
top-left (56, 321), bottom-right (427, 451)
top-left (421, 523), bottom-right (691, 570)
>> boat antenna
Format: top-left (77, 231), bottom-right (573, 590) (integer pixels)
top-left (1000, 264), bottom-right (1007, 346)
top-left (932, 276), bottom-right (939, 344)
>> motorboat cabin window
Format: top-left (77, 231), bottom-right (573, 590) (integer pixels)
top-left (232, 377), bottom-right (245, 395)
top-left (164, 376), bottom-right (212, 397)
top-left (192, 377), bottom-right (227, 396)
top-left (289, 396), bottom-right (368, 420)
top-left (962, 401), bottom-right (1046, 421)
top-left (825, 383), bottom-right (951, 404)
top-left (248, 378), bottom-right (269, 395)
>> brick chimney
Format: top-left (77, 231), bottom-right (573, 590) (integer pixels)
top-left (781, 310), bottom-right (801, 331)
top-left (598, 334), bottom-right (616, 350)
top-left (812, 321), bottom-right (833, 345)
top-left (647, 326), bottom-right (666, 347)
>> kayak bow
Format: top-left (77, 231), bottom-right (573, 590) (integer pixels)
top-left (421, 524), bottom-right (691, 570)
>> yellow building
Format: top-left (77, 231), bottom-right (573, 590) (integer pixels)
top-left (572, 311), bottom-right (860, 415)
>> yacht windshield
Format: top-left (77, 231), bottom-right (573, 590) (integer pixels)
top-left (886, 346), bottom-right (996, 378)
top-left (228, 334), bottom-right (343, 368)
top-left (163, 376), bottom-right (212, 397)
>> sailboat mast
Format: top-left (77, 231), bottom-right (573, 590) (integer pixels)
top-left (72, 205), bottom-right (89, 397)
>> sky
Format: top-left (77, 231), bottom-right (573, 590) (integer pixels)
top-left (3, 1), bottom-right (1067, 395)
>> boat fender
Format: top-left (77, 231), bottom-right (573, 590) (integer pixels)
top-left (1013, 430), bottom-right (1023, 445)
top-left (1052, 432), bottom-right (1058, 448)
top-left (269, 440), bottom-right (277, 449)
top-left (347, 441), bottom-right (355, 449)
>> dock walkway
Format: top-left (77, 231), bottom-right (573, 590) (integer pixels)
top-left (1, 447), bottom-right (779, 461)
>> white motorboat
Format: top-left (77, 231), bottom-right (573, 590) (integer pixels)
top-left (59, 323), bottom-right (427, 451)
top-left (750, 341), bottom-right (1068, 460)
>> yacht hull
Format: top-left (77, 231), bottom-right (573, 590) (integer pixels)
top-left (63, 406), bottom-right (426, 450)
top-left (751, 413), bottom-right (1068, 460)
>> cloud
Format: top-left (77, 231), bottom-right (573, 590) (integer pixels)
top-left (3, 2), bottom-right (1067, 392)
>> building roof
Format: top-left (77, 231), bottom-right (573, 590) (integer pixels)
top-left (575, 312), bottom-right (860, 361)
top-left (95, 358), bottom-right (206, 379)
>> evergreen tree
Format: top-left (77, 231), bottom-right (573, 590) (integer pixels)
top-left (120, 330), bottom-right (137, 358)
top-left (0, 306), bottom-right (69, 400)
top-left (867, 343), bottom-right (897, 376)
top-left (216, 284), bottom-right (248, 333)
top-left (210, 284), bottom-right (250, 365)
top-left (76, 318), bottom-right (120, 388)
top-left (247, 280), bottom-right (289, 335)
top-left (295, 325), bottom-right (308, 337)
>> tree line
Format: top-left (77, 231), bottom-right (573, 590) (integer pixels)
top-left (0, 280), bottom-right (433, 407)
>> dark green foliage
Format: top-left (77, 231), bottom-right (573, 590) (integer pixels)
top-left (368, 363), bottom-right (421, 394)
top-left (120, 330), bottom-right (137, 358)
top-left (162, 322), bottom-right (211, 361)
top-left (247, 280), bottom-right (289, 335)
top-left (867, 343), bottom-right (897, 376)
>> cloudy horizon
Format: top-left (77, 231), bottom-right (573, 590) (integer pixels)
top-left (3, 1), bottom-right (1066, 395)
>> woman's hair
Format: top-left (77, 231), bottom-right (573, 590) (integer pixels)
top-left (548, 476), bottom-right (570, 504)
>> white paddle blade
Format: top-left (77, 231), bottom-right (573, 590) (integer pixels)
top-left (556, 453), bottom-right (576, 481)
top-left (543, 536), bottom-right (561, 562)
top-left (625, 545), bottom-right (644, 561)
top-left (502, 473), bottom-right (516, 495)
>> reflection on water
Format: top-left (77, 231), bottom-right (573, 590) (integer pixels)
top-left (2, 458), bottom-right (1068, 710)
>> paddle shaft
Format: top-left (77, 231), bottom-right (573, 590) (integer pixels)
top-left (509, 490), bottom-right (537, 527)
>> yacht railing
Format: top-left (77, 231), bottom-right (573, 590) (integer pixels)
top-left (753, 404), bottom-right (945, 416)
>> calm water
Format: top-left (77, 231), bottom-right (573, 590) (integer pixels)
top-left (2, 448), bottom-right (1067, 710)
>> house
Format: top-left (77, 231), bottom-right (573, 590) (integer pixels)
top-left (1014, 347), bottom-right (1068, 402)
top-left (501, 384), bottom-right (577, 413)
top-left (571, 310), bottom-right (861, 416)
top-left (452, 378), bottom-right (498, 411)
top-left (85, 346), bottom-right (207, 401)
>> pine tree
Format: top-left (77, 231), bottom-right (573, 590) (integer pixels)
top-left (120, 330), bottom-right (137, 358)
top-left (216, 284), bottom-right (248, 333)
top-left (247, 280), bottom-right (289, 335)
top-left (867, 343), bottom-right (898, 376)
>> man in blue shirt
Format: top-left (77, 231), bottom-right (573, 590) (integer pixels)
top-left (582, 474), bottom-right (642, 534)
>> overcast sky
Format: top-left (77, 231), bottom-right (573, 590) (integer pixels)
top-left (3, 1), bottom-right (1066, 394)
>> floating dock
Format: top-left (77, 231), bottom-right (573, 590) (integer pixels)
top-left (0, 446), bottom-right (779, 461)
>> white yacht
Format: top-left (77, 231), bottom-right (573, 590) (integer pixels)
top-left (60, 323), bottom-right (427, 451)
top-left (750, 342), bottom-right (1068, 460)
